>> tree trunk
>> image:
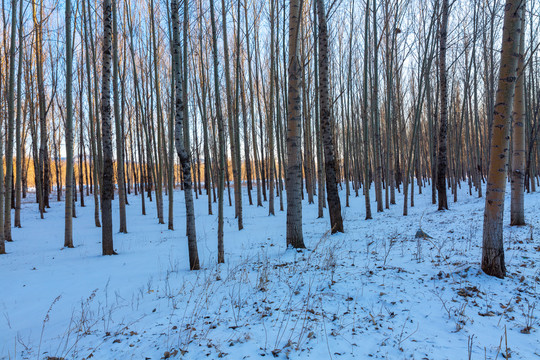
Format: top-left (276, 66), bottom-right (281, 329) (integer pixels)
top-left (436, 0), bottom-right (449, 210)
top-left (314, 0), bottom-right (324, 219)
top-left (174, 0), bottom-right (199, 269)
top-left (34, 0), bottom-right (50, 213)
top-left (482, 0), bottom-right (523, 278)
top-left (286, 0), bottom-right (305, 249)
top-left (64, 0), bottom-right (74, 247)
top-left (100, 0), bottom-right (116, 255)
top-left (171, 0), bottom-right (197, 265)
top-left (244, 3), bottom-right (263, 208)
top-left (268, 0), bottom-right (277, 216)
top-left (510, 5), bottom-right (526, 226)
top-left (14, 0), bottom-right (23, 229)
top-left (113, 0), bottom-right (127, 233)
top-left (221, 0), bottom-right (243, 228)
top-left (4, 0), bottom-right (18, 245)
top-left (210, 0), bottom-right (226, 264)
top-left (362, 0), bottom-right (372, 220)
top-left (372, 0), bottom-right (383, 213)
top-left (82, 0), bottom-right (101, 227)
top-left (317, 0), bottom-right (343, 233)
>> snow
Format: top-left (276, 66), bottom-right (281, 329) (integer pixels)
top-left (1, 183), bottom-right (539, 359)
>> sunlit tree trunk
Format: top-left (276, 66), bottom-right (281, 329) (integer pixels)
top-left (3, 0), bottom-right (19, 244)
top-left (14, 0), bottom-right (24, 229)
top-left (510, 5), bottom-right (526, 226)
top-left (78, 102), bottom-right (85, 208)
top-left (482, 0), bottom-right (523, 278)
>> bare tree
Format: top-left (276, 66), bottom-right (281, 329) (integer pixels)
top-left (510, 3), bottom-right (526, 226)
top-left (113, 0), bottom-right (127, 233)
top-left (317, 0), bottom-right (343, 233)
top-left (209, 0), bottom-right (226, 264)
top-left (64, 0), bottom-right (74, 248)
top-left (286, 0), bottom-right (305, 249)
top-left (482, 0), bottom-right (523, 278)
top-left (436, 0), bottom-right (449, 211)
top-left (101, 0), bottom-right (116, 256)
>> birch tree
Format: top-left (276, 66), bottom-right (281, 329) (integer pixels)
top-left (101, 0), bottom-right (116, 256)
top-left (173, 0), bottom-right (200, 270)
top-left (286, 0), bottom-right (305, 249)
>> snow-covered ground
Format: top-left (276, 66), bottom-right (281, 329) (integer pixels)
top-left (1, 183), bottom-right (539, 359)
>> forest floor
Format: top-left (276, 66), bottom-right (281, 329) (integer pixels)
top-left (1, 183), bottom-right (539, 360)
